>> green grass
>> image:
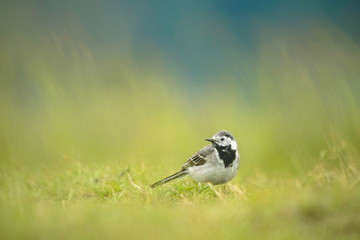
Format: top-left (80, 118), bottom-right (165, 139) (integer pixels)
top-left (1, 140), bottom-right (360, 239)
top-left (1, 19), bottom-right (360, 239)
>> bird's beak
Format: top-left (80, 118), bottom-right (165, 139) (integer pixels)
top-left (205, 138), bottom-right (215, 143)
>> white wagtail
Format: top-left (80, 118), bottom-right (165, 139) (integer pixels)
top-left (151, 130), bottom-right (240, 187)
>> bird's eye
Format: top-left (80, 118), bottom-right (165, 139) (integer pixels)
top-left (220, 138), bottom-right (224, 141)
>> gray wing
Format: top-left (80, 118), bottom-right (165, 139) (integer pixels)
top-left (182, 145), bottom-right (215, 170)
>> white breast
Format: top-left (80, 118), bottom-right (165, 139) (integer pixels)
top-left (188, 150), bottom-right (240, 185)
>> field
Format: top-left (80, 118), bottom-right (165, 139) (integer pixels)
top-left (1, 142), bottom-right (360, 240)
top-left (1, 141), bottom-right (360, 240)
top-left (1, 1), bottom-right (360, 239)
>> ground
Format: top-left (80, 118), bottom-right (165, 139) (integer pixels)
top-left (1, 141), bottom-right (359, 240)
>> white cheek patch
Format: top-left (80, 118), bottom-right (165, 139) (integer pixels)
top-left (220, 138), bottom-right (230, 147)
top-left (230, 140), bottom-right (238, 150)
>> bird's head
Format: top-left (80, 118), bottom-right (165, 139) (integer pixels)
top-left (205, 130), bottom-right (237, 150)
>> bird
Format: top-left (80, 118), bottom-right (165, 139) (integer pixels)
top-left (150, 130), bottom-right (240, 188)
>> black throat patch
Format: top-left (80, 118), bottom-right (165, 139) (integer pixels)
top-left (215, 145), bottom-right (236, 168)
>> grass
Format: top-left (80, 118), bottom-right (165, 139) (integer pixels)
top-left (1, 17), bottom-right (360, 239)
top-left (1, 140), bottom-right (360, 239)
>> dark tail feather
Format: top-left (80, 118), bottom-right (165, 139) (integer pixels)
top-left (150, 170), bottom-right (188, 188)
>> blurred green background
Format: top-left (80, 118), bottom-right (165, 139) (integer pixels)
top-left (1, 1), bottom-right (360, 239)
top-left (1, 0), bottom-right (359, 173)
